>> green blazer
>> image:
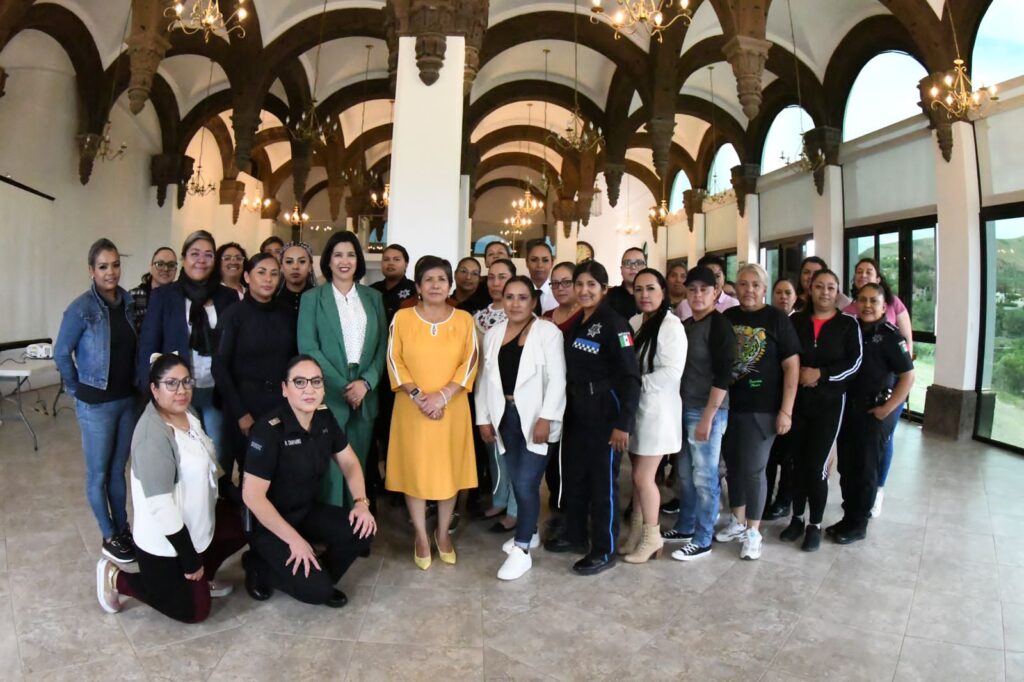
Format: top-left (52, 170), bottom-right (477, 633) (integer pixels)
top-left (297, 282), bottom-right (387, 426)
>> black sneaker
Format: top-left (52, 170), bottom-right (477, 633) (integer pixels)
top-left (763, 501), bottom-right (790, 521)
top-left (660, 498), bottom-right (680, 515)
top-left (660, 528), bottom-right (693, 543)
top-left (801, 526), bottom-right (822, 552)
top-left (779, 517), bottom-right (805, 542)
top-left (101, 532), bottom-right (136, 564)
top-left (825, 518), bottom-right (852, 538)
top-left (670, 543), bottom-right (712, 561)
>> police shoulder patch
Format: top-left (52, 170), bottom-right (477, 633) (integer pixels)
top-left (268, 417), bottom-right (281, 426)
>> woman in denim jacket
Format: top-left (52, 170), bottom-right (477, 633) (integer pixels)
top-left (55, 238), bottom-right (138, 564)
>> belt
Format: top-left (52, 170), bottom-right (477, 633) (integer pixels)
top-left (567, 378), bottom-right (615, 397)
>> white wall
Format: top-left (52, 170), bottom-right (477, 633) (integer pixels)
top-left (704, 200), bottom-right (739, 252)
top-left (576, 174), bottom-right (663, 285)
top-left (976, 75), bottom-right (1024, 207)
top-left (759, 166), bottom-right (815, 241)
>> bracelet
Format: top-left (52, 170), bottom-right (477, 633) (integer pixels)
top-left (779, 410), bottom-right (791, 418)
top-left (353, 497), bottom-right (370, 507)
top-left (440, 391), bottom-right (449, 408)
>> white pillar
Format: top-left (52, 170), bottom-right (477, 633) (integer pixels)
top-left (736, 195), bottom-right (760, 266)
top-left (687, 214), bottom-right (706, 264)
top-left (812, 165), bottom-right (844, 272)
top-left (554, 221), bottom-right (577, 263)
top-left (387, 35), bottom-right (466, 268)
top-left (458, 174), bottom-right (471, 258)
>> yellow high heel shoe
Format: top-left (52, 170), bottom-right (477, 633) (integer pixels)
top-left (414, 542), bottom-right (432, 570)
top-left (433, 531), bottom-right (457, 565)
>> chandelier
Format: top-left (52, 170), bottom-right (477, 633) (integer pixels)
top-left (648, 199), bottom-right (668, 229)
top-left (370, 183), bottom-right (390, 209)
top-left (590, 0), bottom-right (691, 43)
top-left (285, 0), bottom-right (342, 143)
top-left (186, 60), bottom-right (218, 197)
top-left (929, 10), bottom-right (997, 120)
top-left (551, 0), bottom-right (604, 153)
top-left (241, 187), bottom-right (270, 213)
top-left (777, 0), bottom-right (824, 174)
top-left (283, 204), bottom-right (309, 227)
top-left (79, 7), bottom-right (131, 167)
top-left (166, 0), bottom-right (247, 43)
top-left (511, 103), bottom-right (546, 217)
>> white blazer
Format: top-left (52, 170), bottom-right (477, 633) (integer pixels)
top-left (629, 312), bottom-right (687, 456)
top-left (475, 318), bottom-right (567, 455)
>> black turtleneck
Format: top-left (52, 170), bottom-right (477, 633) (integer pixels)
top-left (275, 283), bottom-right (313, 317)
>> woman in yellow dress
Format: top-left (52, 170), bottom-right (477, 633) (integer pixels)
top-left (386, 256), bottom-right (479, 569)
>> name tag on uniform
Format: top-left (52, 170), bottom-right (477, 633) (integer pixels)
top-left (284, 438), bottom-right (303, 446)
top-left (572, 338), bottom-right (601, 354)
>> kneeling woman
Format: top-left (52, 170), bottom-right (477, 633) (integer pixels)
top-left (476, 276), bottom-right (566, 580)
top-left (241, 355), bottom-right (376, 607)
top-left (95, 354), bottom-right (246, 621)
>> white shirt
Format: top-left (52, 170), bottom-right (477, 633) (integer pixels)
top-left (184, 300), bottom-right (217, 388)
top-left (332, 283), bottom-right (367, 363)
top-left (537, 279), bottom-right (558, 314)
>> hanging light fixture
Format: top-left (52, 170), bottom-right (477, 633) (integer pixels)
top-left (589, 0), bottom-right (691, 43)
top-left (647, 199), bottom-right (668, 230)
top-left (343, 46), bottom-right (376, 187)
top-left (285, 0), bottom-right (342, 144)
top-left (186, 60), bottom-right (218, 197)
top-left (591, 180), bottom-right (603, 217)
top-left (370, 98), bottom-right (393, 209)
top-left (78, 6), bottom-right (131, 165)
top-left (165, 0), bottom-right (247, 43)
top-left (283, 203), bottom-right (310, 227)
top-left (774, 0), bottom-right (825, 174)
top-left (550, 0), bottom-right (604, 154)
top-left (929, 8), bottom-right (998, 120)
top-left (512, 103), bottom-right (545, 217)
top-left (241, 188), bottom-right (270, 213)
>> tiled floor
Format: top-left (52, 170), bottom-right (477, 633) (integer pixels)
top-left (1, 387), bottom-right (1022, 680)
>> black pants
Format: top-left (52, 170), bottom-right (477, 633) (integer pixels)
top-left (545, 440), bottom-right (563, 512)
top-left (248, 504), bottom-right (372, 605)
top-left (790, 395), bottom-right (846, 526)
top-left (117, 499), bottom-right (247, 623)
top-left (766, 432), bottom-right (794, 509)
top-left (722, 412), bottom-right (776, 521)
top-left (562, 391), bottom-right (622, 558)
top-left (837, 402), bottom-right (901, 528)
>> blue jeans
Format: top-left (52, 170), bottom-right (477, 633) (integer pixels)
top-left (498, 403), bottom-right (546, 548)
top-left (878, 402), bottom-right (904, 487)
top-left (488, 441), bottom-right (518, 520)
top-left (191, 387), bottom-right (225, 472)
top-left (673, 407), bottom-right (728, 547)
top-left (75, 397), bottom-right (135, 539)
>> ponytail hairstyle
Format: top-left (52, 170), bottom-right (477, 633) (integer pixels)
top-left (632, 268), bottom-right (670, 374)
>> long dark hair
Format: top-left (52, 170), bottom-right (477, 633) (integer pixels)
top-left (850, 257), bottom-right (894, 305)
top-left (632, 268), bottom-right (670, 374)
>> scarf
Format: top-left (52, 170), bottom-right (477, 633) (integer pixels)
top-left (178, 271), bottom-right (219, 356)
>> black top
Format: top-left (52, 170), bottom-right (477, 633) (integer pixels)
top-left (459, 281), bottom-right (492, 315)
top-left (791, 310), bottom-right (863, 405)
top-left (725, 306), bottom-right (801, 413)
top-left (212, 295), bottom-right (298, 419)
top-left (681, 311), bottom-right (736, 410)
top-left (128, 280), bottom-right (151, 333)
top-left (565, 302), bottom-right (641, 432)
top-left (370, 277), bottom-right (417, 323)
top-left (76, 295), bottom-right (136, 404)
top-left (606, 285), bottom-right (637, 321)
top-left (275, 283), bottom-right (314, 317)
top-left (848, 320), bottom-right (914, 404)
top-left (245, 404), bottom-right (349, 526)
top-left (498, 324), bottom-right (529, 396)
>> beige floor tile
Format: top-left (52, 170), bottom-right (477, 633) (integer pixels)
top-left (906, 589), bottom-right (1004, 650)
top-left (916, 556), bottom-right (1001, 602)
top-left (136, 627), bottom-right (241, 682)
top-left (1005, 603), bottom-right (1024, 653)
top-left (921, 526), bottom-right (997, 564)
top-left (358, 585), bottom-right (483, 648)
top-left (8, 557), bottom-right (97, 617)
top-left (24, 656), bottom-right (150, 681)
top-left (0, 597), bottom-right (22, 681)
top-left (894, 636), bottom-right (1005, 681)
top-left (235, 585), bottom-right (371, 641)
top-left (769, 616), bottom-right (903, 681)
top-left (206, 629), bottom-right (354, 682)
top-left (345, 642), bottom-right (483, 681)
top-left (700, 555), bottom-right (829, 614)
top-left (806, 570), bottom-right (914, 635)
top-left (15, 603), bottom-right (131, 674)
top-left (999, 564), bottom-right (1024, 605)
top-left (996, 535), bottom-right (1024, 567)
top-left (115, 588), bottom-right (246, 652)
top-left (482, 646), bottom-right (554, 681)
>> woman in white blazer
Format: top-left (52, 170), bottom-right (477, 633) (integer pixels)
top-left (622, 269), bottom-right (686, 564)
top-left (476, 276), bottom-right (567, 580)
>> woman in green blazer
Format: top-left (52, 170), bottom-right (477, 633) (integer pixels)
top-left (298, 232), bottom-right (386, 507)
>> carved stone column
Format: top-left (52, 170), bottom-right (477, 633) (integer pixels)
top-left (231, 104), bottom-right (261, 170)
top-left (219, 178), bottom-right (246, 224)
top-left (76, 133), bottom-right (102, 185)
top-left (722, 35), bottom-right (772, 120)
top-left (290, 139), bottom-right (313, 203)
top-left (410, 2), bottom-right (451, 86)
top-left (683, 188), bottom-right (706, 232)
top-left (802, 126), bottom-right (841, 195)
top-left (0, 67), bottom-right (7, 98)
top-left (603, 162), bottom-right (625, 207)
top-left (127, 0), bottom-right (170, 115)
top-left (455, 0), bottom-right (488, 96)
top-left (327, 182), bottom-right (345, 221)
top-left (918, 73), bottom-right (962, 163)
top-left (730, 163), bottom-right (759, 217)
top-left (647, 116), bottom-right (675, 182)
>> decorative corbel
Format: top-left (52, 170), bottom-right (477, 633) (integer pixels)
top-left (455, 0), bottom-right (488, 96)
top-left (603, 162), bottom-right (625, 207)
top-left (290, 138), bottom-right (312, 202)
top-left (551, 199), bottom-right (579, 238)
top-left (0, 67), bottom-right (7, 98)
top-left (230, 104), bottom-right (261, 170)
top-left (730, 163), bottom-right (759, 217)
top-left (410, 2), bottom-right (453, 86)
top-left (802, 126), bottom-right (841, 195)
top-left (647, 116), bottom-right (675, 182)
top-left (383, 1), bottom-right (401, 96)
top-left (176, 156), bottom-right (194, 209)
top-left (76, 133), bottom-right (102, 185)
top-left (683, 188), bottom-right (706, 232)
top-left (219, 178), bottom-right (246, 224)
top-left (150, 153), bottom-right (185, 207)
top-left (918, 73), bottom-right (961, 163)
top-left (722, 35), bottom-right (772, 121)
top-left (126, 0), bottom-right (170, 115)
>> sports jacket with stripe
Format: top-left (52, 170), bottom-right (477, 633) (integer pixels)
top-left (790, 310), bottom-right (863, 404)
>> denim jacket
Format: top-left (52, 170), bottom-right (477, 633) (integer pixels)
top-left (55, 284), bottom-right (136, 396)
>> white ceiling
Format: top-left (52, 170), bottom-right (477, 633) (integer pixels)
top-left (158, 55), bottom-right (230, 116)
top-left (298, 37), bottom-right (389, 103)
top-left (471, 102), bottom-right (578, 143)
top-left (680, 61), bottom-right (777, 127)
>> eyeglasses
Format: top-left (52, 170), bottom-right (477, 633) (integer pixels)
top-left (621, 259), bottom-right (646, 269)
top-left (290, 376), bottom-right (325, 389)
top-left (456, 268), bottom-right (481, 278)
top-left (152, 260), bottom-right (178, 270)
top-left (187, 250), bottom-right (215, 262)
top-left (158, 377), bottom-right (195, 392)
top-left (551, 279), bottom-right (573, 290)
top-left (221, 255), bottom-right (245, 263)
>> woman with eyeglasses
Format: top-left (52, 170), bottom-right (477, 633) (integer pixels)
top-left (128, 246), bottom-right (177, 333)
top-left (215, 243), bottom-right (247, 300)
top-left (451, 256), bottom-right (484, 313)
top-left (213, 254), bottom-right (298, 488)
top-left (56, 238), bottom-right (139, 564)
top-left (137, 230), bottom-right (240, 478)
top-left (95, 354), bottom-right (246, 620)
top-left (240, 355), bottom-right (376, 606)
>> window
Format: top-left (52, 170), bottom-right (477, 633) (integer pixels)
top-left (668, 170), bottom-right (692, 213)
top-left (761, 106), bottom-right (815, 174)
top-left (708, 144), bottom-right (740, 194)
top-left (843, 52), bottom-right (928, 141)
top-left (972, 0), bottom-right (1024, 88)
top-left (977, 211), bottom-right (1024, 451)
top-left (762, 239), bottom-right (809, 288)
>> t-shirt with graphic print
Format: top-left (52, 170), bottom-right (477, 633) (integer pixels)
top-left (725, 305), bottom-right (802, 414)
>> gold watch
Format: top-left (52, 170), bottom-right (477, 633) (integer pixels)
top-left (353, 497), bottom-right (370, 507)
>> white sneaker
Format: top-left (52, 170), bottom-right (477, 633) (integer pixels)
top-left (95, 558), bottom-right (121, 614)
top-left (714, 516), bottom-right (747, 543)
top-left (502, 533), bottom-right (540, 553)
top-left (497, 547), bottom-right (532, 580)
top-left (870, 489), bottom-right (884, 518)
top-left (740, 528), bottom-right (762, 560)
top-left (671, 543), bottom-right (712, 562)
top-left (208, 580), bottom-right (233, 598)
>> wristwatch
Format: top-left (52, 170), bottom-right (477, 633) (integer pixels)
top-left (353, 497), bottom-right (370, 507)
top-left (409, 387), bottom-right (422, 399)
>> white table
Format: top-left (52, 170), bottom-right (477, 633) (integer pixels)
top-left (0, 358), bottom-right (56, 451)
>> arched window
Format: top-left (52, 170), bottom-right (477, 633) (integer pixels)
top-left (972, 0), bottom-right (1024, 87)
top-left (843, 51), bottom-right (927, 141)
top-left (708, 144), bottom-right (739, 194)
top-left (761, 105), bottom-right (815, 174)
top-left (668, 170), bottom-right (692, 212)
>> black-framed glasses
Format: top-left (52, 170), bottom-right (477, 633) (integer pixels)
top-left (621, 259), bottom-right (646, 269)
top-left (290, 376), bottom-right (325, 389)
top-left (551, 279), bottom-right (573, 290)
top-left (153, 260), bottom-right (178, 270)
top-left (159, 377), bottom-right (195, 392)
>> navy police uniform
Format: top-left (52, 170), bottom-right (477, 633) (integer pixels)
top-left (836, 321), bottom-right (913, 535)
top-left (559, 301), bottom-right (641, 572)
top-left (244, 404), bottom-right (372, 605)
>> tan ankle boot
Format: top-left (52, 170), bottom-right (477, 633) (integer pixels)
top-left (624, 524), bottom-right (665, 564)
top-left (618, 504), bottom-right (643, 555)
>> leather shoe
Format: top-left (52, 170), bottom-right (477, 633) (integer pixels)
top-left (241, 551), bottom-right (272, 601)
top-left (833, 525), bottom-right (867, 545)
top-left (543, 536), bottom-right (587, 554)
top-left (825, 518), bottom-right (852, 537)
top-left (572, 553), bottom-right (617, 576)
top-left (325, 589), bottom-right (348, 608)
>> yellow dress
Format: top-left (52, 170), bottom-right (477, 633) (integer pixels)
top-left (385, 306), bottom-right (479, 499)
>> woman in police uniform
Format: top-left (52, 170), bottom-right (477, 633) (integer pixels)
top-left (829, 282), bottom-right (914, 545)
top-left (241, 355), bottom-right (376, 607)
top-left (543, 260), bottom-right (640, 576)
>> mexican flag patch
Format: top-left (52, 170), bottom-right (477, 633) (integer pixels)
top-left (618, 332), bottom-right (634, 348)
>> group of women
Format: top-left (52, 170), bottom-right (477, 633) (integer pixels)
top-left (55, 232), bottom-right (915, 624)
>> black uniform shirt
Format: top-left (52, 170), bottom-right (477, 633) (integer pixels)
top-left (848, 321), bottom-right (914, 404)
top-left (606, 285), bottom-right (637, 321)
top-left (565, 302), bottom-right (642, 432)
top-left (246, 404), bottom-right (349, 525)
top-left (371, 277), bottom-right (417, 323)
